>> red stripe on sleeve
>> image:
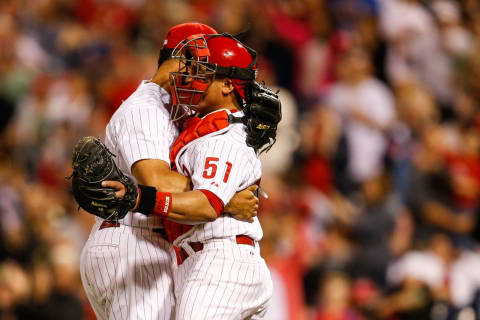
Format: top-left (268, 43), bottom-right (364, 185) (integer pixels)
top-left (198, 189), bottom-right (224, 217)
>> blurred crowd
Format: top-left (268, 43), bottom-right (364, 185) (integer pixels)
top-left (1, 0), bottom-right (480, 319)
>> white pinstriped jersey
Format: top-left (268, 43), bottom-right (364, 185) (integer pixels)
top-left (104, 80), bottom-right (179, 228)
top-left (173, 109), bottom-right (263, 245)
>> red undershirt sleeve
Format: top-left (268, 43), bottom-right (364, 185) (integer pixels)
top-left (198, 189), bottom-right (224, 217)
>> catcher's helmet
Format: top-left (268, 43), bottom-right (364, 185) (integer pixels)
top-left (204, 35), bottom-right (257, 102)
top-left (169, 33), bottom-right (257, 118)
top-left (163, 23), bottom-right (217, 49)
top-left (157, 22), bottom-right (217, 67)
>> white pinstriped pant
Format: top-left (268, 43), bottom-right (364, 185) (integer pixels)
top-left (80, 222), bottom-right (175, 320)
top-left (173, 238), bottom-right (273, 320)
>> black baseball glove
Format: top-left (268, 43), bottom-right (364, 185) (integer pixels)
top-left (67, 136), bottom-right (137, 221)
top-left (242, 81), bottom-right (282, 153)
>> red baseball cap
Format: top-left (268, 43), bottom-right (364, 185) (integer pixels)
top-left (163, 23), bottom-right (218, 49)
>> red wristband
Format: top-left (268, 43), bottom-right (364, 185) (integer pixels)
top-left (152, 192), bottom-right (173, 218)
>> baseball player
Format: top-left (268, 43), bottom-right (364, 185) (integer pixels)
top-left (79, 24), bottom-right (259, 320)
top-left (123, 34), bottom-right (278, 319)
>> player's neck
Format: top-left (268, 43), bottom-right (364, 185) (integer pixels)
top-left (152, 59), bottom-right (178, 91)
top-left (199, 103), bottom-right (240, 117)
top-left (151, 70), bottom-right (170, 91)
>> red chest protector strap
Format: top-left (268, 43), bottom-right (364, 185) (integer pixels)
top-left (170, 110), bottom-right (232, 169)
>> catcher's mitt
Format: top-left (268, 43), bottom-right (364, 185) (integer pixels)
top-left (67, 136), bottom-right (137, 221)
top-left (241, 81), bottom-right (282, 153)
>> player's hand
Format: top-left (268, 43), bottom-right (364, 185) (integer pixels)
top-left (102, 180), bottom-right (140, 211)
top-left (102, 180), bottom-right (127, 198)
top-left (225, 185), bottom-right (259, 223)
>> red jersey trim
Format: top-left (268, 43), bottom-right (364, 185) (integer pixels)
top-left (198, 189), bottom-right (224, 217)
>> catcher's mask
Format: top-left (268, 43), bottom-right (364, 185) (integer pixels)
top-left (169, 33), bottom-right (257, 120)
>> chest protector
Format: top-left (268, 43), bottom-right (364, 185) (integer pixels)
top-left (169, 110), bottom-right (233, 170)
top-left (165, 109), bottom-right (234, 243)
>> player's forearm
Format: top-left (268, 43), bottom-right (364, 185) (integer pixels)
top-left (147, 170), bottom-right (191, 193)
top-left (136, 185), bottom-right (219, 223)
top-left (132, 159), bottom-right (191, 193)
top-left (168, 191), bottom-right (218, 223)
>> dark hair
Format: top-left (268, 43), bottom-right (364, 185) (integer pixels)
top-left (157, 48), bottom-right (173, 68)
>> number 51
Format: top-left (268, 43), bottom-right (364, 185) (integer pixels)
top-left (202, 157), bottom-right (232, 183)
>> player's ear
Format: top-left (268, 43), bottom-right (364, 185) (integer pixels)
top-left (221, 78), bottom-right (234, 95)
